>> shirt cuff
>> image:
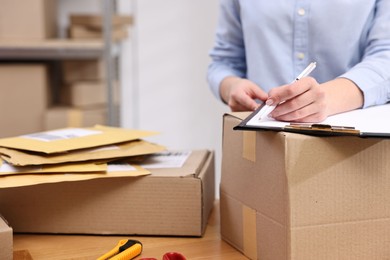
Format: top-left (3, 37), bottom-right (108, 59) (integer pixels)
top-left (340, 66), bottom-right (390, 108)
top-left (207, 62), bottom-right (246, 102)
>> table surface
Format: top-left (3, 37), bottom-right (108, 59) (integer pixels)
top-left (13, 202), bottom-right (248, 260)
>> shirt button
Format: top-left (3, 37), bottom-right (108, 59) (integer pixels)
top-left (297, 52), bottom-right (305, 60)
top-left (298, 8), bottom-right (306, 16)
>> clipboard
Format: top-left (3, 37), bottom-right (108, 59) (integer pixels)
top-left (234, 103), bottom-right (390, 138)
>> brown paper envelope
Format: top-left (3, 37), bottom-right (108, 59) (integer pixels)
top-left (0, 159), bottom-right (107, 175)
top-left (0, 140), bottom-right (165, 166)
top-left (0, 164), bottom-right (149, 188)
top-left (0, 125), bottom-right (159, 154)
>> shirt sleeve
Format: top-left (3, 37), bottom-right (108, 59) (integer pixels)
top-left (207, 0), bottom-right (247, 101)
top-left (340, 0), bottom-right (390, 108)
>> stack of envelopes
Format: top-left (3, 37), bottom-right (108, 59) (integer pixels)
top-left (0, 125), bottom-right (166, 188)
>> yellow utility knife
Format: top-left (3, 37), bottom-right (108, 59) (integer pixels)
top-left (97, 239), bottom-right (142, 260)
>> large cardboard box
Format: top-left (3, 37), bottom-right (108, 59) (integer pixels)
top-left (0, 150), bottom-right (215, 236)
top-left (0, 215), bottom-right (12, 260)
top-left (44, 106), bottom-right (107, 130)
top-left (220, 113), bottom-right (390, 259)
top-left (0, 0), bottom-right (57, 39)
top-left (0, 64), bottom-right (48, 138)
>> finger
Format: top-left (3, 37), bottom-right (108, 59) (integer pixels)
top-left (250, 86), bottom-right (268, 102)
top-left (232, 94), bottom-right (259, 111)
top-left (230, 89), bottom-right (262, 111)
top-left (229, 100), bottom-right (255, 112)
top-left (268, 77), bottom-right (315, 105)
top-left (228, 91), bottom-right (257, 111)
top-left (271, 89), bottom-right (314, 117)
top-left (273, 101), bottom-right (327, 122)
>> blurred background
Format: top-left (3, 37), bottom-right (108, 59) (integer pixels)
top-left (0, 0), bottom-right (228, 196)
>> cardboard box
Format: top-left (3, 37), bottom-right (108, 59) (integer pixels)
top-left (0, 214), bottom-right (12, 260)
top-left (0, 64), bottom-right (48, 138)
top-left (70, 14), bottom-right (133, 29)
top-left (44, 106), bottom-right (107, 130)
top-left (220, 113), bottom-right (390, 259)
top-left (62, 59), bottom-right (105, 83)
top-left (0, 0), bottom-right (57, 39)
top-left (0, 150), bottom-right (215, 236)
top-left (61, 81), bottom-right (119, 107)
top-left (68, 25), bottom-right (128, 42)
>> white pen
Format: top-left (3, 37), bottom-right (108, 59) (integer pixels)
top-left (258, 61), bottom-right (317, 120)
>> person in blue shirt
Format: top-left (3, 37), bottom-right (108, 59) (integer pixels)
top-left (207, 0), bottom-right (390, 122)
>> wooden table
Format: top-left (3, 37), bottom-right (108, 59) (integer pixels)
top-left (13, 202), bottom-right (248, 260)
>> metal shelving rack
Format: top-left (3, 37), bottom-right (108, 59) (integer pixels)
top-left (0, 0), bottom-right (119, 126)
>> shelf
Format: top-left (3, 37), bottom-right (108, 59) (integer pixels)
top-left (0, 0), bottom-right (120, 126)
top-left (0, 39), bottom-right (107, 60)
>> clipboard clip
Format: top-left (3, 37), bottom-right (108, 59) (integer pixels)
top-left (285, 123), bottom-right (360, 135)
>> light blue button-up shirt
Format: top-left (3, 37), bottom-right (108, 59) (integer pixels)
top-left (207, 0), bottom-right (390, 108)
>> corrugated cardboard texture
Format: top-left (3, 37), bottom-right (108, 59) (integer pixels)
top-left (221, 114), bottom-right (288, 227)
top-left (0, 215), bottom-right (13, 260)
top-left (242, 205), bottom-right (257, 259)
top-left (0, 0), bottom-right (57, 39)
top-left (220, 193), bottom-right (287, 260)
top-left (0, 150), bottom-right (214, 236)
top-left (221, 113), bottom-right (390, 259)
top-left (0, 64), bottom-right (48, 138)
top-left (242, 131), bottom-right (256, 162)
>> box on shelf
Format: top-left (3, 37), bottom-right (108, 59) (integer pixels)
top-left (67, 14), bottom-right (132, 42)
top-left (220, 112), bottom-right (390, 260)
top-left (0, 215), bottom-right (12, 260)
top-left (60, 81), bottom-right (119, 107)
top-left (0, 0), bottom-right (57, 39)
top-left (70, 14), bottom-right (133, 29)
top-left (44, 106), bottom-right (107, 130)
top-left (0, 150), bottom-right (215, 236)
top-left (68, 25), bottom-right (128, 42)
top-left (62, 59), bottom-right (105, 83)
top-left (0, 64), bottom-right (48, 138)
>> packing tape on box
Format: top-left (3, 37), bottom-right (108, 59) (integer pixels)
top-left (242, 131), bottom-right (256, 162)
top-left (67, 109), bottom-right (83, 127)
top-left (242, 205), bottom-right (258, 259)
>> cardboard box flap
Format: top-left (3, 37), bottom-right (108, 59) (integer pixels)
top-left (145, 150), bottom-right (210, 178)
top-left (284, 133), bottom-right (389, 227)
top-left (0, 125), bottom-right (159, 154)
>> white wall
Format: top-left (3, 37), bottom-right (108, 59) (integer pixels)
top-left (125, 0), bottom-right (228, 197)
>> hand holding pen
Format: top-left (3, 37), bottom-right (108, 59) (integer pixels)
top-left (258, 62), bottom-right (317, 120)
